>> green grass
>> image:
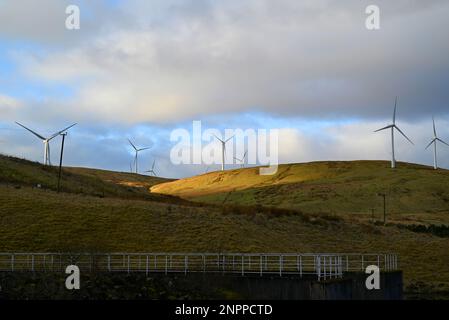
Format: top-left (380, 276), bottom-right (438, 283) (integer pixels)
top-left (151, 161), bottom-right (449, 225)
top-left (0, 185), bottom-right (448, 298)
top-left (0, 154), bottom-right (182, 203)
top-left (1, 155), bottom-right (449, 298)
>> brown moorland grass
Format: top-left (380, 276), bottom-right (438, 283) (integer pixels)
top-left (0, 186), bottom-right (448, 298)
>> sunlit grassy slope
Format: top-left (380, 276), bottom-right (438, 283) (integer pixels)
top-left (151, 161), bottom-right (449, 222)
top-left (0, 155), bottom-right (179, 203)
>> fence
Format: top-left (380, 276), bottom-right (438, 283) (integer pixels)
top-left (0, 253), bottom-right (398, 281)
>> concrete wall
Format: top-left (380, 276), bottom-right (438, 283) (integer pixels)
top-left (181, 271), bottom-right (403, 300)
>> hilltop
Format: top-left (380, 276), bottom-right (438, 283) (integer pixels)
top-left (151, 161), bottom-right (449, 224)
top-left (0, 154), bottom-right (180, 203)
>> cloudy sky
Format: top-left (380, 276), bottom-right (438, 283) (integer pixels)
top-left (1, 0), bottom-right (448, 178)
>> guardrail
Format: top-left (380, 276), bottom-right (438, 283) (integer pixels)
top-left (0, 253), bottom-right (398, 281)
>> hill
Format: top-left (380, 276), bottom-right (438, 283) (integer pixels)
top-left (151, 161), bottom-right (449, 224)
top-left (0, 154), bottom-right (180, 203)
top-left (0, 156), bottom-right (448, 298)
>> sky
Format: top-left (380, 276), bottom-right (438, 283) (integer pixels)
top-left (0, 0), bottom-right (449, 178)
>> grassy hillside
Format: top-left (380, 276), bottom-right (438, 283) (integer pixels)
top-left (1, 156), bottom-right (449, 298)
top-left (0, 185), bottom-right (448, 298)
top-left (151, 161), bottom-right (449, 224)
top-left (0, 154), bottom-right (180, 203)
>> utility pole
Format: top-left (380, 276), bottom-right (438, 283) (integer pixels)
top-left (57, 133), bottom-right (67, 193)
top-left (377, 193), bottom-right (386, 225)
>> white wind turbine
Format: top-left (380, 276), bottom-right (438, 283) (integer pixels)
top-left (145, 159), bottom-right (157, 176)
top-left (233, 150), bottom-right (247, 168)
top-left (15, 122), bottom-right (77, 165)
top-left (374, 97), bottom-right (414, 168)
top-left (214, 134), bottom-right (234, 171)
top-left (425, 117), bottom-right (449, 170)
top-left (128, 139), bottom-right (151, 174)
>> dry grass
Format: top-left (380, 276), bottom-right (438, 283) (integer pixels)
top-left (1, 155), bottom-right (449, 298)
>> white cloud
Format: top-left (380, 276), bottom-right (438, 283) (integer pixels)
top-left (6, 0), bottom-right (449, 125)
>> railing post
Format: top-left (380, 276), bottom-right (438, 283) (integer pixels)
top-left (241, 255), bottom-right (244, 276)
top-left (146, 255), bottom-right (149, 275)
top-left (185, 256), bottom-right (188, 275)
top-left (108, 255), bottom-right (111, 272)
top-left (11, 254), bottom-right (14, 272)
top-left (31, 254), bottom-right (35, 272)
top-left (299, 255), bottom-right (303, 278)
top-left (279, 255), bottom-right (283, 277)
top-left (260, 255), bottom-right (263, 277)
top-left (323, 256), bottom-right (326, 280)
top-left (127, 255), bottom-right (130, 273)
top-left (361, 255), bottom-right (364, 271)
top-left (222, 255), bottom-right (225, 273)
top-left (316, 256), bottom-right (321, 281)
top-left (165, 256), bottom-right (168, 275)
top-left (202, 255), bottom-right (206, 273)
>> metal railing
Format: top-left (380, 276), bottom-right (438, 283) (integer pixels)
top-left (0, 253), bottom-right (398, 281)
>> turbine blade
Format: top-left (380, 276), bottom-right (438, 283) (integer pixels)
top-left (374, 125), bottom-right (393, 132)
top-left (425, 139), bottom-right (436, 150)
top-left (15, 122), bottom-right (46, 140)
top-left (49, 123), bottom-right (77, 140)
top-left (394, 126), bottom-right (414, 145)
top-left (243, 150), bottom-right (248, 160)
top-left (437, 138), bottom-right (449, 147)
top-left (393, 97), bottom-right (398, 124)
top-left (225, 135), bottom-right (235, 143)
top-left (433, 117), bottom-right (437, 137)
top-left (138, 147), bottom-right (151, 152)
top-left (128, 139), bottom-right (137, 151)
top-left (152, 160), bottom-right (155, 170)
top-left (213, 134), bottom-right (224, 143)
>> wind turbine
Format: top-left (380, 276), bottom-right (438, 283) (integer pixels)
top-left (145, 159), bottom-right (157, 176)
top-left (214, 134), bottom-right (234, 171)
top-left (425, 117), bottom-right (449, 170)
top-left (374, 97), bottom-right (414, 169)
top-left (15, 122), bottom-right (77, 165)
top-left (233, 150), bottom-right (247, 168)
top-left (128, 139), bottom-right (150, 174)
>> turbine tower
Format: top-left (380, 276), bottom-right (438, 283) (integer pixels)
top-left (233, 150), bottom-right (247, 168)
top-left (145, 159), bottom-right (157, 176)
top-left (128, 139), bottom-right (150, 174)
top-left (425, 117), bottom-right (449, 170)
top-left (214, 135), bottom-right (234, 171)
top-left (15, 122), bottom-right (77, 165)
top-left (374, 97), bottom-right (414, 169)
